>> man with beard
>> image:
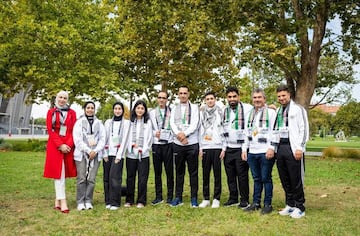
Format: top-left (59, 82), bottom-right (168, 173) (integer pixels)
top-left (275, 84), bottom-right (309, 219)
top-left (222, 86), bottom-right (252, 208)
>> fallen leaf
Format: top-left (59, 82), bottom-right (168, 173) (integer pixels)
top-left (320, 194), bottom-right (328, 198)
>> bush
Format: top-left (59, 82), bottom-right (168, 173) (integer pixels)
top-left (322, 146), bottom-right (360, 159)
top-left (9, 139), bottom-right (47, 152)
top-left (342, 149), bottom-right (360, 159)
top-left (0, 138), bottom-right (13, 151)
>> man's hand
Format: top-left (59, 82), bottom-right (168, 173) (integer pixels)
top-left (155, 131), bottom-right (161, 139)
top-left (241, 152), bottom-right (247, 161)
top-left (176, 132), bottom-right (186, 142)
top-left (294, 149), bottom-right (303, 160)
top-left (266, 149), bottom-right (275, 160)
top-left (219, 150), bottom-right (225, 160)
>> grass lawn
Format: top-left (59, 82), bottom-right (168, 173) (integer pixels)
top-left (0, 151), bottom-right (359, 235)
top-left (306, 136), bottom-right (360, 152)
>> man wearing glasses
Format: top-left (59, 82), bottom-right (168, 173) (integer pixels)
top-left (170, 86), bottom-right (200, 207)
top-left (149, 91), bottom-right (174, 205)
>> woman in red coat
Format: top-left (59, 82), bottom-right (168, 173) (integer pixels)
top-left (43, 91), bottom-right (77, 213)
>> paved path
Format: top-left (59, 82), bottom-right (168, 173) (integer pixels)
top-left (305, 151), bottom-right (322, 156)
top-left (0, 134), bottom-right (48, 139)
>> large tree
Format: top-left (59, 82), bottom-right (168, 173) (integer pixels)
top-left (111, 0), bottom-right (240, 106)
top-left (0, 0), bottom-right (122, 104)
top-left (234, 0), bottom-right (359, 108)
top-left (332, 101), bottom-right (360, 137)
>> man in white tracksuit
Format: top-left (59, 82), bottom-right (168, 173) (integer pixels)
top-left (274, 84), bottom-right (309, 219)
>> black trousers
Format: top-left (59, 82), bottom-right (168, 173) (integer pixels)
top-left (152, 143), bottom-right (174, 201)
top-left (173, 143), bottom-right (199, 200)
top-left (125, 157), bottom-right (150, 205)
top-left (276, 142), bottom-right (305, 211)
top-left (103, 156), bottom-right (124, 207)
top-left (202, 148), bottom-right (222, 200)
top-left (224, 147), bottom-right (249, 203)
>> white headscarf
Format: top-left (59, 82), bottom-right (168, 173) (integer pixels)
top-left (55, 90), bottom-right (69, 109)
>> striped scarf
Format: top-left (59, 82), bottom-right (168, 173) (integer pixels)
top-left (174, 103), bottom-right (190, 130)
top-left (247, 107), bottom-right (269, 129)
top-left (131, 118), bottom-right (144, 158)
top-left (202, 105), bottom-right (218, 130)
top-left (155, 106), bottom-right (171, 130)
top-left (51, 105), bottom-right (69, 130)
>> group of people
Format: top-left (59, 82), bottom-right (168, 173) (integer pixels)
top-left (43, 83), bottom-right (309, 219)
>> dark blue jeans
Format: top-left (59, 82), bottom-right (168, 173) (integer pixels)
top-left (247, 153), bottom-right (275, 206)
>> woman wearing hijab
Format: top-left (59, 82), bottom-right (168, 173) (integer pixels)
top-left (103, 101), bottom-right (129, 210)
top-left (43, 91), bottom-right (77, 213)
top-left (117, 100), bottom-right (153, 208)
top-left (73, 101), bottom-right (106, 211)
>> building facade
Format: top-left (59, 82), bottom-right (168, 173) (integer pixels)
top-left (0, 91), bottom-right (32, 135)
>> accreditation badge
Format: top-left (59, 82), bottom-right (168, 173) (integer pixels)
top-left (59, 125), bottom-right (67, 136)
top-left (236, 130), bottom-right (246, 144)
top-left (258, 128), bottom-right (269, 143)
top-left (159, 129), bottom-right (171, 143)
top-left (279, 127), bottom-right (289, 138)
top-left (112, 136), bottom-right (120, 146)
top-left (86, 134), bottom-right (97, 147)
top-left (271, 131), bottom-right (280, 145)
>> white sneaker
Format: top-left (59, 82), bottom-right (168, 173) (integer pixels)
top-left (211, 199), bottom-right (220, 208)
top-left (77, 203), bottom-right (85, 211)
top-left (106, 204), bottom-right (111, 209)
top-left (85, 203), bottom-right (93, 210)
top-left (136, 203), bottom-right (145, 208)
top-left (289, 208), bottom-right (305, 219)
top-left (199, 200), bottom-right (210, 208)
top-left (279, 205), bottom-right (295, 216)
top-left (124, 202), bottom-right (131, 207)
top-left (109, 206), bottom-right (119, 210)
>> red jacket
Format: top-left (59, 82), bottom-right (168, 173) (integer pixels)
top-left (43, 107), bottom-right (77, 179)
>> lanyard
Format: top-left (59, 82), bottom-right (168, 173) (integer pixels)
top-left (181, 103), bottom-right (192, 125)
top-left (110, 119), bottom-right (122, 137)
top-left (274, 104), bottom-right (289, 130)
top-left (225, 102), bottom-right (244, 130)
top-left (157, 106), bottom-right (171, 129)
top-left (248, 107), bottom-right (269, 128)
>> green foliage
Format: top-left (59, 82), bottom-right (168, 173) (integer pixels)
top-left (34, 118), bottom-right (46, 125)
top-left (309, 108), bottom-right (333, 137)
top-left (1, 0), bottom-right (358, 108)
top-left (332, 101), bottom-right (360, 137)
top-left (0, 138), bottom-right (12, 151)
top-left (6, 139), bottom-right (47, 152)
top-left (233, 0), bottom-right (358, 108)
top-left (96, 97), bottom-right (131, 121)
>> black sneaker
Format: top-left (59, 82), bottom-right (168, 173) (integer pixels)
top-left (223, 199), bottom-right (239, 207)
top-left (243, 203), bottom-right (261, 212)
top-left (238, 201), bottom-right (250, 209)
top-left (261, 205), bottom-right (273, 214)
top-left (151, 199), bottom-right (164, 205)
top-left (166, 198), bottom-right (172, 204)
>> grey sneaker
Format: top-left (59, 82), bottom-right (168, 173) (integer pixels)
top-left (243, 203), bottom-right (261, 212)
top-left (261, 205), bottom-right (273, 214)
top-left (238, 201), bottom-right (250, 209)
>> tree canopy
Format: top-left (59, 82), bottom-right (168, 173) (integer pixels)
top-left (0, 0), bottom-right (358, 109)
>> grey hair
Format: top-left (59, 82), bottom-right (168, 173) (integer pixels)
top-left (252, 88), bottom-right (266, 99)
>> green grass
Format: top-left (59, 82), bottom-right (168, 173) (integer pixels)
top-left (1, 152), bottom-right (360, 235)
top-left (307, 136), bottom-right (360, 152)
